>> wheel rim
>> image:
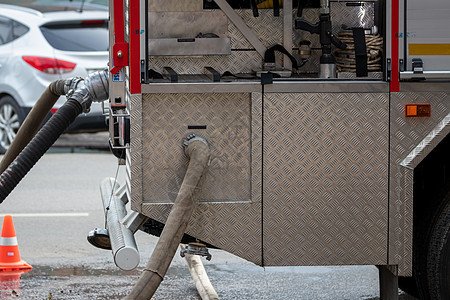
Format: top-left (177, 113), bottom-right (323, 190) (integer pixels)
top-left (0, 103), bottom-right (20, 150)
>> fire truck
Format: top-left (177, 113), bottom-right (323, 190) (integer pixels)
top-left (93, 0), bottom-right (450, 298)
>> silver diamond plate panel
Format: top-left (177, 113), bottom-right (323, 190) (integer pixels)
top-left (129, 93), bottom-right (143, 213)
top-left (149, 0), bottom-right (202, 12)
top-left (389, 88), bottom-right (450, 276)
top-left (228, 9), bottom-right (283, 49)
top-left (252, 93), bottom-right (263, 205)
top-left (338, 72), bottom-right (383, 79)
top-left (140, 93), bottom-right (253, 204)
top-left (141, 202), bottom-right (262, 265)
top-left (133, 92), bottom-right (263, 265)
top-left (148, 51), bottom-right (264, 75)
top-left (330, 2), bottom-right (375, 34)
top-left (148, 4), bottom-right (375, 75)
top-left (401, 112), bottom-right (450, 169)
top-left (263, 92), bottom-right (389, 266)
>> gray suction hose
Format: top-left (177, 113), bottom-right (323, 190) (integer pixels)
top-left (0, 70), bottom-right (108, 203)
top-left (127, 135), bottom-right (210, 300)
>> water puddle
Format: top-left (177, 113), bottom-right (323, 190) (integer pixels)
top-left (21, 265), bottom-right (140, 278)
top-left (11, 265), bottom-right (142, 299)
top-left (0, 270), bottom-right (31, 299)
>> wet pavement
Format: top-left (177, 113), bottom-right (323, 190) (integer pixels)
top-left (19, 265), bottom-right (138, 299)
top-left (18, 264), bottom-right (370, 300)
top-left (0, 134), bottom-right (417, 299)
top-left (9, 259), bottom-right (417, 299)
top-left (51, 131), bottom-right (110, 152)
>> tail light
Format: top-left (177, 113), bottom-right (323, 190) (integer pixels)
top-left (22, 56), bottom-right (76, 74)
top-left (81, 20), bottom-right (106, 26)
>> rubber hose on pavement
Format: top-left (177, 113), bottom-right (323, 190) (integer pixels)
top-left (127, 138), bottom-right (210, 299)
top-left (0, 99), bottom-right (82, 203)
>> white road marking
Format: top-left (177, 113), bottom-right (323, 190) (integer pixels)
top-left (0, 213), bottom-right (89, 218)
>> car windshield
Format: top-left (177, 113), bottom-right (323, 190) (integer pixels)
top-left (40, 22), bottom-right (108, 51)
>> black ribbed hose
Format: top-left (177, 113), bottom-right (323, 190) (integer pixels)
top-left (0, 98), bottom-right (83, 203)
top-left (0, 80), bottom-right (67, 174)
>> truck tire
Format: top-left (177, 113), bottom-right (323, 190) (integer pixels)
top-left (427, 189), bottom-right (450, 300)
top-left (0, 96), bottom-right (24, 154)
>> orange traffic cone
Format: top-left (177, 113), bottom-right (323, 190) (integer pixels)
top-left (0, 270), bottom-right (26, 298)
top-left (0, 215), bottom-right (32, 272)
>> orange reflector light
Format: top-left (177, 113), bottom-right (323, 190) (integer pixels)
top-left (405, 104), bottom-right (431, 117)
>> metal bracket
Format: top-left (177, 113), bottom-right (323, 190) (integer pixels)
top-left (386, 58), bottom-right (392, 81)
top-left (180, 243), bottom-right (212, 261)
top-left (141, 60), bottom-right (147, 83)
top-left (412, 58), bottom-right (424, 74)
top-left (122, 211), bottom-right (149, 234)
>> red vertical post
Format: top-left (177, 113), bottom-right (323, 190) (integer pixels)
top-left (110, 0), bottom-right (129, 74)
top-left (390, 0), bottom-right (400, 92)
top-left (129, 0), bottom-right (142, 94)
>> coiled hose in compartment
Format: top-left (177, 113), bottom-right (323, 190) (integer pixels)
top-left (334, 33), bottom-right (383, 73)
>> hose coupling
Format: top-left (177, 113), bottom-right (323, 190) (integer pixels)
top-left (64, 77), bottom-right (83, 96)
top-left (85, 69), bottom-right (109, 103)
top-left (182, 134), bottom-right (210, 157)
top-left (65, 70), bottom-right (109, 113)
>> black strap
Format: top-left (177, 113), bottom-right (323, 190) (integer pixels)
top-left (273, 0), bottom-right (280, 17)
top-left (297, 0), bottom-right (305, 17)
top-left (148, 69), bottom-right (163, 79)
top-left (250, 0), bottom-right (259, 17)
top-left (352, 28), bottom-right (368, 77)
top-left (222, 71), bottom-right (257, 79)
top-left (264, 44), bottom-right (299, 70)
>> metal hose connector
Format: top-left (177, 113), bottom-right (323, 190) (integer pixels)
top-left (0, 70), bottom-right (109, 203)
top-left (65, 70), bottom-right (109, 113)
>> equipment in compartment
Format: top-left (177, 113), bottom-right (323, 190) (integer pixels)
top-left (203, 0), bottom-right (321, 10)
top-left (295, 0), bottom-right (347, 78)
top-left (146, 0), bottom-right (381, 80)
top-left (334, 31), bottom-right (383, 76)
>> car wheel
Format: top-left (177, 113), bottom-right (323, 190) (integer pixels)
top-left (0, 96), bottom-right (24, 154)
top-left (427, 189), bottom-right (450, 300)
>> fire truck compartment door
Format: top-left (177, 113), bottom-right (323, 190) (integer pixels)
top-left (405, 0), bottom-right (450, 73)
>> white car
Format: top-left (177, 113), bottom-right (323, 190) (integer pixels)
top-left (0, 3), bottom-right (109, 153)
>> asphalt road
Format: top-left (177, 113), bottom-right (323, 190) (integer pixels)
top-left (52, 131), bottom-right (110, 151)
top-left (0, 135), bottom-right (415, 299)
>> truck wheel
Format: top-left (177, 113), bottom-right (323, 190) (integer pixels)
top-left (0, 96), bottom-right (23, 154)
top-left (427, 189), bottom-right (450, 299)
